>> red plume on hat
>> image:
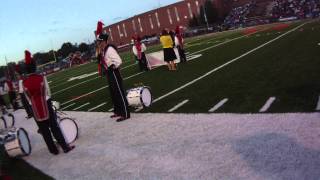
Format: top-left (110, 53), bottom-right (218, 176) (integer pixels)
top-left (96, 21), bottom-right (104, 37)
top-left (25, 50), bottom-right (32, 64)
top-left (175, 26), bottom-right (181, 34)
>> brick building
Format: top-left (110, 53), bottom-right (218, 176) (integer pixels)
top-left (102, 0), bottom-right (229, 46)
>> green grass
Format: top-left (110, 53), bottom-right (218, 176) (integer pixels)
top-left (45, 20), bottom-right (320, 114)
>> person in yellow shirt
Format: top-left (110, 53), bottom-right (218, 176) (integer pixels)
top-left (160, 29), bottom-right (177, 71)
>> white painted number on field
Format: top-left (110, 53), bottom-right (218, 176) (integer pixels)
top-left (259, 97), bottom-right (276, 113)
top-left (186, 54), bottom-right (202, 62)
top-left (209, 98), bottom-right (229, 112)
top-left (68, 72), bottom-right (98, 82)
top-left (168, 99), bottom-right (189, 112)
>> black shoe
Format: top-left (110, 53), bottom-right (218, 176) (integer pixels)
top-left (116, 117), bottom-right (129, 122)
top-left (50, 149), bottom-right (59, 155)
top-left (110, 114), bottom-right (120, 118)
top-left (63, 145), bottom-right (75, 153)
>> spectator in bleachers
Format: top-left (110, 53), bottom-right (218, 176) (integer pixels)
top-left (270, 0), bottom-right (320, 20)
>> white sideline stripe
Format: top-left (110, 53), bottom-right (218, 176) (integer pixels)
top-left (108, 108), bottom-right (114, 112)
top-left (52, 63), bottom-right (137, 94)
top-left (88, 102), bottom-right (107, 112)
top-left (73, 103), bottom-right (90, 110)
top-left (60, 72), bottom-right (144, 106)
top-left (135, 107), bottom-right (143, 112)
top-left (259, 97), bottom-right (276, 113)
top-left (316, 96), bottom-right (320, 111)
top-left (153, 23), bottom-right (306, 104)
top-left (60, 103), bottom-right (75, 111)
top-left (168, 99), bottom-right (189, 112)
top-left (209, 98), bottom-right (229, 112)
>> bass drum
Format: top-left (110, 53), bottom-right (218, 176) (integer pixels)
top-left (4, 128), bottom-right (32, 157)
top-left (59, 118), bottom-right (78, 144)
top-left (127, 86), bottom-right (152, 108)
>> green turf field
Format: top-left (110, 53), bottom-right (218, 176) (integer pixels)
top-left (47, 20), bottom-right (320, 113)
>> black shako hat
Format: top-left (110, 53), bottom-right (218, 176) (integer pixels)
top-left (97, 33), bottom-right (109, 42)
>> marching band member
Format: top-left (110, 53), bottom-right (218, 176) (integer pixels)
top-left (97, 33), bottom-right (130, 122)
top-left (132, 36), bottom-right (149, 71)
top-left (160, 29), bottom-right (177, 71)
top-left (4, 79), bottom-right (18, 110)
top-left (23, 50), bottom-right (75, 155)
top-left (175, 26), bottom-right (187, 63)
top-left (96, 21), bottom-right (104, 77)
top-left (17, 70), bottom-right (33, 119)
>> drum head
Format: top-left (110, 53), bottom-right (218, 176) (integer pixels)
top-left (141, 88), bottom-right (152, 107)
top-left (60, 118), bottom-right (78, 144)
top-left (18, 128), bottom-right (31, 155)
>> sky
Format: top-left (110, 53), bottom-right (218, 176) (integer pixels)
top-left (0, 0), bottom-right (180, 65)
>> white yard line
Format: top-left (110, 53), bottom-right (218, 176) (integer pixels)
top-left (60, 72), bottom-right (144, 106)
top-left (153, 23), bottom-right (306, 104)
top-left (60, 103), bottom-right (76, 111)
top-left (108, 108), bottom-right (114, 112)
top-left (168, 99), bottom-right (189, 112)
top-left (259, 97), bottom-right (276, 113)
top-left (53, 76), bottom-right (100, 95)
top-left (208, 98), bottom-right (229, 112)
top-left (52, 63), bottom-right (136, 94)
top-left (135, 107), bottom-right (143, 112)
top-left (73, 103), bottom-right (90, 110)
top-left (188, 31), bottom-right (259, 56)
top-left (88, 102), bottom-right (107, 112)
top-left (316, 96), bottom-right (320, 111)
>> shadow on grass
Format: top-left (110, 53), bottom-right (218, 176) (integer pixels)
top-left (232, 133), bottom-right (320, 180)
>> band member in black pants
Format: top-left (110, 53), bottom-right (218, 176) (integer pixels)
top-left (175, 26), bottom-right (186, 63)
top-left (97, 33), bottom-right (130, 122)
top-left (132, 37), bottom-right (149, 71)
top-left (23, 50), bottom-right (75, 155)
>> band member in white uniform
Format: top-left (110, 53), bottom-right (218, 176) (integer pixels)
top-left (4, 79), bottom-right (18, 110)
top-left (23, 50), bottom-right (75, 155)
top-left (132, 37), bottom-right (149, 71)
top-left (97, 33), bottom-right (130, 122)
top-left (17, 70), bottom-right (33, 118)
top-left (175, 26), bottom-right (186, 63)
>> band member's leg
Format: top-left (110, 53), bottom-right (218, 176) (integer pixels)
top-left (141, 53), bottom-right (149, 71)
top-left (36, 120), bottom-right (59, 154)
top-left (20, 93), bottom-right (33, 117)
top-left (47, 100), bottom-right (73, 152)
top-left (107, 68), bottom-right (121, 116)
top-left (178, 46), bottom-right (186, 63)
top-left (110, 68), bottom-right (130, 119)
top-left (9, 92), bottom-right (18, 110)
top-left (138, 59), bottom-right (144, 71)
